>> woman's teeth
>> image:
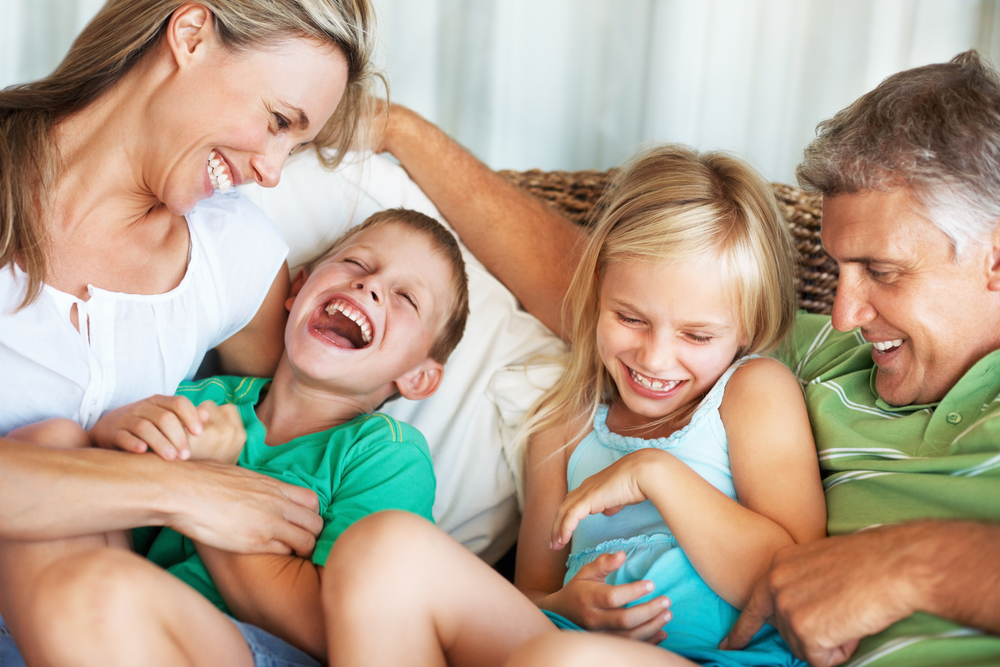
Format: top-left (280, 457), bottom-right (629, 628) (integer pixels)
top-left (207, 151), bottom-right (232, 193)
top-left (872, 339), bottom-right (903, 352)
top-left (628, 367), bottom-right (680, 392)
top-left (326, 300), bottom-right (373, 344)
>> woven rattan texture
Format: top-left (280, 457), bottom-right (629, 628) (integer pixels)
top-left (498, 169), bottom-right (837, 315)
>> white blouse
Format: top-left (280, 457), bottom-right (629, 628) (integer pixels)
top-left (0, 191), bottom-right (288, 435)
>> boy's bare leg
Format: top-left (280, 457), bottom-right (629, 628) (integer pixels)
top-left (1, 420), bottom-right (253, 667)
top-left (323, 511), bottom-right (555, 667)
top-left (4, 547), bottom-right (254, 667)
top-left (505, 633), bottom-right (698, 667)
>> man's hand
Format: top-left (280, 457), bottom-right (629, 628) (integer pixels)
top-left (542, 552), bottom-right (672, 644)
top-left (722, 527), bottom-right (924, 666)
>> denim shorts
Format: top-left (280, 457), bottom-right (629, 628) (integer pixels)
top-left (0, 610), bottom-right (319, 667)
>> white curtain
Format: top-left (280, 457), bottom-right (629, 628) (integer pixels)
top-left (5, 0), bottom-right (999, 183)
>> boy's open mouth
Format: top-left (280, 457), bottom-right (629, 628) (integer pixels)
top-left (313, 298), bottom-right (373, 349)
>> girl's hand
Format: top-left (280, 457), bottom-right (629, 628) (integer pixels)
top-left (185, 401), bottom-right (247, 464)
top-left (550, 449), bottom-right (672, 550)
top-left (89, 395), bottom-right (209, 461)
top-left (542, 552), bottom-right (672, 643)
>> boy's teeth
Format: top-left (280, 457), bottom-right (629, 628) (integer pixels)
top-left (872, 339), bottom-right (903, 351)
top-left (628, 367), bottom-right (680, 392)
top-left (325, 300), bottom-right (373, 344)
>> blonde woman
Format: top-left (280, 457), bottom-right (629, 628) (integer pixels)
top-left (0, 1), bottom-right (378, 664)
top-left (323, 146), bottom-right (826, 667)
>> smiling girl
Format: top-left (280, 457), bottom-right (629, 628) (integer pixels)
top-left (322, 145), bottom-right (827, 667)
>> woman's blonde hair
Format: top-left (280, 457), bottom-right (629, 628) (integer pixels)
top-left (0, 0), bottom-right (381, 307)
top-left (518, 144), bottom-right (796, 449)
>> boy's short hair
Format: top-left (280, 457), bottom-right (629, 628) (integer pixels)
top-left (303, 209), bottom-right (470, 364)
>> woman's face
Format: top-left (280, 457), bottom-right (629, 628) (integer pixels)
top-left (149, 34), bottom-right (349, 215)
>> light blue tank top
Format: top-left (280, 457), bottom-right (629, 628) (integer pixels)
top-left (547, 356), bottom-right (804, 667)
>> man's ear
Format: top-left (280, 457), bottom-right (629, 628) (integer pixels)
top-left (286, 268), bottom-right (309, 311)
top-left (166, 3), bottom-right (215, 69)
top-left (394, 359), bottom-right (444, 402)
top-left (987, 226), bottom-right (1000, 292)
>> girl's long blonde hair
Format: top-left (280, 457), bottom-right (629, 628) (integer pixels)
top-left (1, 0), bottom-right (381, 307)
top-left (518, 144), bottom-right (797, 449)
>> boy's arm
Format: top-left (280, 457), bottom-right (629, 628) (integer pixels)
top-left (195, 546), bottom-right (327, 659)
top-left (197, 428), bottom-right (436, 658)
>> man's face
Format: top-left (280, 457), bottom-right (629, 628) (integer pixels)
top-left (821, 189), bottom-right (1000, 406)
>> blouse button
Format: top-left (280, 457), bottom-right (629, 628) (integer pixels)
top-left (946, 412), bottom-right (962, 425)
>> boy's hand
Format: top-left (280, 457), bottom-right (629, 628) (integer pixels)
top-left (186, 401), bottom-right (247, 464)
top-left (542, 552), bottom-right (672, 643)
top-left (89, 395), bottom-right (209, 461)
top-left (550, 449), bottom-right (668, 551)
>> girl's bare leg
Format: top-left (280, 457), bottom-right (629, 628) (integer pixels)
top-left (1, 420), bottom-right (253, 667)
top-left (323, 511), bottom-right (556, 667)
top-left (505, 632), bottom-right (699, 667)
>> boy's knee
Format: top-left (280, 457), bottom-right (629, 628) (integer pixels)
top-left (8, 418), bottom-right (90, 449)
top-left (323, 511), bottom-right (438, 599)
top-left (24, 550), bottom-right (153, 662)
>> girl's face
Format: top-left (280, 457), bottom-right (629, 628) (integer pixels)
top-left (150, 33), bottom-right (349, 215)
top-left (596, 252), bottom-right (745, 436)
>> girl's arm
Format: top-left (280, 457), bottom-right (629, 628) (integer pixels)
top-left (196, 546), bottom-right (326, 660)
top-left (214, 262), bottom-right (290, 378)
top-left (552, 358), bottom-right (825, 610)
top-left (515, 416), bottom-right (671, 640)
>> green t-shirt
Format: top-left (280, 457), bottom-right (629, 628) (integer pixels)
top-left (781, 313), bottom-right (1000, 666)
top-left (145, 376), bottom-right (436, 614)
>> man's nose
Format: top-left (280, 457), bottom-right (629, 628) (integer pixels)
top-left (830, 270), bottom-right (877, 332)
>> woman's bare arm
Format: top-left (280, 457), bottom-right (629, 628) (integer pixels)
top-left (215, 262), bottom-right (291, 377)
top-left (381, 105), bottom-right (587, 338)
top-left (0, 437), bottom-right (321, 555)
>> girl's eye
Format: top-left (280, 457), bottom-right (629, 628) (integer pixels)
top-left (274, 113), bottom-right (291, 131)
top-left (616, 313), bottom-right (643, 325)
top-left (687, 334), bottom-right (713, 344)
top-left (344, 258), bottom-right (367, 271)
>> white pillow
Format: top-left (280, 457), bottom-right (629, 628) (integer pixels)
top-left (241, 152), bottom-right (566, 564)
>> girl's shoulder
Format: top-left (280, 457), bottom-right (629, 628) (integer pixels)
top-left (527, 406), bottom-right (593, 466)
top-left (720, 356), bottom-right (802, 420)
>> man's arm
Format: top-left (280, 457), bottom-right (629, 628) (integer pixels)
top-left (196, 546), bottom-right (327, 660)
top-left (380, 105), bottom-right (587, 338)
top-left (0, 437), bottom-right (321, 555)
top-left (723, 520), bottom-right (1000, 666)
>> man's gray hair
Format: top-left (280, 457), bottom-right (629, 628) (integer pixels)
top-left (797, 50), bottom-right (1000, 255)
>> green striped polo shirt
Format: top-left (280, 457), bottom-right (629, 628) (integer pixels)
top-left (781, 313), bottom-right (1000, 666)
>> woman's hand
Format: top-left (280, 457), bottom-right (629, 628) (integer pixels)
top-left (89, 395), bottom-right (210, 461)
top-left (550, 449), bottom-right (672, 551)
top-left (541, 551), bottom-right (672, 643)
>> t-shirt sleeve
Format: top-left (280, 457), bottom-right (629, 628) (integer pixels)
top-left (186, 191), bottom-right (289, 352)
top-left (312, 421), bottom-right (436, 566)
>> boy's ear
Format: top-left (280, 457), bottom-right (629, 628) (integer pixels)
top-left (394, 359), bottom-right (444, 402)
top-left (286, 268), bottom-right (309, 311)
top-left (166, 4), bottom-right (215, 68)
